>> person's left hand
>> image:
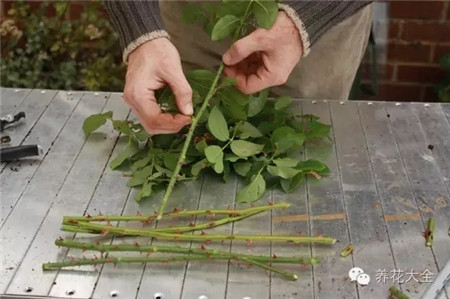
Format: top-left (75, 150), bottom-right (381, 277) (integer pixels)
top-left (222, 11), bottom-right (303, 95)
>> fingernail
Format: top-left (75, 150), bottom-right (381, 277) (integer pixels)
top-left (222, 53), bottom-right (230, 65)
top-left (184, 104), bottom-right (193, 115)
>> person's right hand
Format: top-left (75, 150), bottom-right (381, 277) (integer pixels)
top-left (124, 38), bottom-right (193, 135)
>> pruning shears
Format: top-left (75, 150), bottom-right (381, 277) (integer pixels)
top-left (0, 111), bottom-right (43, 161)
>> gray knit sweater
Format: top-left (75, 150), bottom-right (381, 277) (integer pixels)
top-left (104, 1), bottom-right (372, 62)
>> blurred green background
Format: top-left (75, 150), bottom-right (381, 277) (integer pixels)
top-left (1, 1), bottom-right (125, 91)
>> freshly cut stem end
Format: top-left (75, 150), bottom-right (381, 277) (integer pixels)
top-left (340, 244), bottom-right (354, 257)
top-left (389, 286), bottom-right (410, 299)
top-left (426, 218), bottom-right (435, 247)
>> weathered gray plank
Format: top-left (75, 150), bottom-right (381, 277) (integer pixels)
top-left (132, 178), bottom-right (204, 299)
top-left (1, 91), bottom-right (83, 226)
top-left (0, 89), bottom-right (57, 173)
top-left (49, 94), bottom-right (132, 299)
top-left (0, 92), bottom-right (109, 295)
top-left (5, 92), bottom-right (116, 296)
top-left (181, 175), bottom-right (237, 299)
top-left (0, 88), bottom-right (31, 116)
top-left (412, 104), bottom-right (450, 200)
top-left (86, 111), bottom-right (154, 299)
top-left (225, 182), bottom-right (271, 299)
top-left (386, 102), bottom-right (450, 297)
top-left (358, 102), bottom-right (439, 297)
top-left (443, 104), bottom-right (450, 124)
top-left (302, 100), bottom-right (356, 298)
top-left (330, 101), bottom-right (394, 298)
top-left (269, 101), bottom-right (313, 298)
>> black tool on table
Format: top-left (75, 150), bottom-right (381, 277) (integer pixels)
top-left (1, 112), bottom-right (26, 132)
top-left (0, 145), bottom-right (43, 161)
top-left (0, 111), bottom-right (43, 162)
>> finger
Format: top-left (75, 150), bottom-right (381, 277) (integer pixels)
top-left (236, 67), bottom-right (274, 95)
top-left (164, 65), bottom-right (194, 116)
top-left (223, 32), bottom-right (265, 66)
top-left (130, 92), bottom-right (191, 134)
top-left (224, 65), bottom-right (239, 78)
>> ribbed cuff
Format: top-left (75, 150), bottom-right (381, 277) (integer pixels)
top-left (278, 1), bottom-right (371, 56)
top-left (104, 0), bottom-right (168, 62)
top-left (278, 3), bottom-right (311, 57)
top-left (123, 30), bottom-right (170, 63)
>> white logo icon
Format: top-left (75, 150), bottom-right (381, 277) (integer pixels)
top-left (357, 273), bottom-right (371, 285)
top-left (349, 267), bottom-right (371, 286)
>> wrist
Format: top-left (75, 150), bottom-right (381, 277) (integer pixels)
top-left (278, 4), bottom-right (310, 56)
top-left (123, 31), bottom-right (170, 64)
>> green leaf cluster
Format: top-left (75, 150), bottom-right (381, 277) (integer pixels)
top-left (182, 0), bottom-right (279, 41)
top-left (84, 69), bottom-right (331, 203)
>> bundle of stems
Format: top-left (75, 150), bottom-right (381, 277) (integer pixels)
top-left (44, 203), bottom-right (336, 280)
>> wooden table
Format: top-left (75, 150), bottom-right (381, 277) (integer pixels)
top-left (1, 88), bottom-right (449, 299)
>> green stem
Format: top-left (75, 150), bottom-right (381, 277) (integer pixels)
top-left (55, 239), bottom-right (320, 265)
top-left (63, 203), bottom-right (290, 224)
top-left (239, 256), bottom-right (298, 281)
top-left (150, 210), bottom-right (261, 233)
top-left (62, 211), bottom-right (254, 235)
top-left (157, 64), bottom-right (225, 219)
top-left (71, 222), bottom-right (336, 244)
top-left (42, 254), bottom-right (296, 280)
top-left (426, 218), bottom-right (435, 247)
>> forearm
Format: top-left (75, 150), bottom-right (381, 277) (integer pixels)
top-left (104, 0), bottom-right (169, 62)
top-left (279, 1), bottom-right (372, 56)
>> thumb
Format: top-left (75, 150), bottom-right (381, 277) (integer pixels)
top-left (223, 33), bottom-right (263, 66)
top-left (167, 70), bottom-right (194, 116)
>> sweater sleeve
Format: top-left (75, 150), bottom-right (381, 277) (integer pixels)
top-left (278, 1), bottom-right (372, 56)
top-left (104, 0), bottom-right (169, 63)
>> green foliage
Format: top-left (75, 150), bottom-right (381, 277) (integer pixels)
top-left (82, 111), bottom-right (112, 136)
top-left (83, 78), bottom-right (331, 202)
top-left (437, 54), bottom-right (450, 102)
top-left (181, 0), bottom-right (279, 41)
top-left (82, 0), bottom-right (332, 203)
top-left (0, 1), bottom-right (125, 91)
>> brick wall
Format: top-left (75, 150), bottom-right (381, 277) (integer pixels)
top-left (362, 1), bottom-right (450, 102)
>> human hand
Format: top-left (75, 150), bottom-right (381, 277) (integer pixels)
top-left (124, 38), bottom-right (192, 134)
top-left (222, 11), bottom-right (303, 95)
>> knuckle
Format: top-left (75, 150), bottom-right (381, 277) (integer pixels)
top-left (273, 71), bottom-right (288, 85)
top-left (174, 86), bottom-right (192, 99)
top-left (231, 43), bottom-right (243, 58)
